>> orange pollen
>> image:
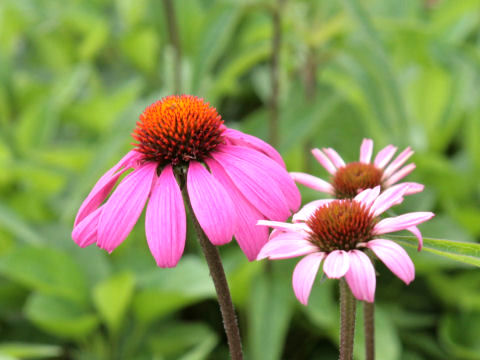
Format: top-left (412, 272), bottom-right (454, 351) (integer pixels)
top-left (132, 95), bottom-right (225, 166)
top-left (306, 200), bottom-right (377, 252)
top-left (332, 162), bottom-right (383, 199)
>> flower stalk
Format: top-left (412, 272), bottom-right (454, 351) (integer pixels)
top-left (339, 279), bottom-right (356, 360)
top-left (364, 301), bottom-right (375, 360)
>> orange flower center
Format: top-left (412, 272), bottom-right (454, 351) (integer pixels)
top-left (332, 162), bottom-right (383, 199)
top-left (306, 200), bottom-right (377, 251)
top-left (132, 95), bottom-right (224, 166)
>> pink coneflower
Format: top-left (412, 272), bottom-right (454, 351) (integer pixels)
top-left (72, 95), bottom-right (300, 266)
top-left (291, 138), bottom-right (424, 199)
top-left (256, 185), bottom-right (434, 304)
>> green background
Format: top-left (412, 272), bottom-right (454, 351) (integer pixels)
top-left (1, 0), bottom-right (480, 359)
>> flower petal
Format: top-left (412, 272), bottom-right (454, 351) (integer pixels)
top-left (292, 199), bottom-right (333, 223)
top-left (97, 162), bottom-right (156, 252)
top-left (292, 253), bottom-right (325, 305)
top-left (187, 161), bottom-right (235, 245)
top-left (359, 139), bottom-right (374, 163)
top-left (257, 220), bottom-right (310, 233)
top-left (384, 163), bottom-right (416, 187)
top-left (145, 165), bottom-right (186, 268)
top-left (344, 250), bottom-right (376, 302)
top-left (367, 239), bottom-right (415, 285)
top-left (323, 250), bottom-right (350, 279)
top-left (407, 226), bottom-right (423, 251)
top-left (323, 148), bottom-right (346, 168)
top-left (223, 128), bottom-right (285, 167)
top-left (370, 184), bottom-right (408, 217)
top-left (72, 206), bottom-right (103, 248)
top-left (374, 145), bottom-right (397, 169)
top-left (354, 186), bottom-right (381, 209)
top-left (382, 147), bottom-right (413, 180)
top-left (403, 182), bottom-right (424, 195)
top-left (312, 148), bottom-right (337, 175)
top-left (257, 238), bottom-right (318, 260)
top-left (373, 212), bottom-right (435, 235)
top-left (290, 172), bottom-right (334, 194)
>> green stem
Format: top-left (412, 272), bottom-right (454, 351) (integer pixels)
top-left (162, 0), bottom-right (181, 93)
top-left (180, 184), bottom-right (243, 360)
top-left (339, 279), bottom-right (357, 360)
top-left (364, 301), bottom-right (375, 360)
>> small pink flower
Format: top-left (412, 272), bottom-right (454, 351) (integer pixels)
top-left (72, 95), bottom-right (300, 267)
top-left (291, 138), bottom-right (424, 199)
top-left (256, 185), bottom-right (434, 304)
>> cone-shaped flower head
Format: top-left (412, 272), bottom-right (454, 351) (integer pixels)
top-left (72, 95), bottom-right (300, 267)
top-left (257, 185), bottom-right (434, 304)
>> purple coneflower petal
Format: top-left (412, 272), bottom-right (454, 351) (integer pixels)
top-left (223, 128), bottom-right (285, 168)
top-left (257, 238), bottom-right (318, 260)
top-left (359, 139), bottom-right (374, 163)
top-left (370, 184), bottom-right (408, 217)
top-left (384, 163), bottom-right (416, 187)
top-left (382, 147), bottom-right (413, 180)
top-left (312, 148), bottom-right (337, 175)
top-left (290, 172), bottom-right (334, 194)
top-left (145, 165), bottom-right (186, 268)
top-left (323, 250), bottom-right (350, 278)
top-left (323, 148), bottom-right (346, 168)
top-left (187, 161), bottom-right (235, 246)
top-left (292, 253), bottom-right (325, 305)
top-left (74, 150), bottom-right (141, 226)
top-left (292, 199), bottom-right (334, 223)
top-left (354, 186), bottom-right (381, 209)
top-left (207, 158), bottom-right (268, 260)
top-left (97, 162), bottom-right (156, 252)
top-left (367, 239), bottom-right (415, 284)
top-left (212, 151), bottom-right (290, 221)
top-left (72, 206), bottom-right (103, 247)
top-left (403, 182), bottom-right (424, 195)
top-left (373, 212), bottom-right (435, 235)
top-left (257, 220), bottom-right (310, 234)
top-left (344, 250), bottom-right (376, 303)
top-left (374, 145), bottom-right (397, 169)
top-left (407, 225), bottom-right (423, 251)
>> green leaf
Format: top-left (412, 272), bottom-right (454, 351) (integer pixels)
top-left (439, 312), bottom-right (480, 360)
top-left (0, 343), bottom-right (61, 359)
top-left (0, 204), bottom-right (45, 245)
top-left (92, 272), bottom-right (135, 334)
top-left (390, 235), bottom-right (480, 267)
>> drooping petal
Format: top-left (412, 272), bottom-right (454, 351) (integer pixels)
top-left (374, 145), bottom-right (397, 169)
top-left (323, 148), bottom-right (346, 168)
top-left (384, 163), bottom-right (416, 187)
top-left (74, 150), bottom-right (142, 226)
top-left (72, 206), bottom-right (103, 248)
top-left (359, 139), bottom-right (374, 163)
top-left (407, 226), bottom-right (423, 251)
top-left (382, 147), bottom-right (413, 180)
top-left (323, 250), bottom-right (350, 279)
top-left (292, 199), bottom-right (333, 223)
top-left (218, 145), bottom-right (300, 211)
top-left (223, 128), bottom-right (285, 167)
top-left (207, 158), bottom-right (268, 260)
top-left (187, 161), bottom-right (236, 245)
top-left (97, 162), bottom-right (156, 252)
top-left (367, 239), bottom-right (415, 285)
top-left (212, 151), bottom-right (290, 221)
top-left (373, 212), bottom-right (435, 235)
top-left (292, 253), bottom-right (325, 305)
top-left (354, 186), bottom-right (381, 210)
top-left (257, 239), bottom-right (318, 260)
top-left (312, 148), bottom-right (337, 175)
top-left (344, 250), bottom-right (376, 303)
top-left (290, 172), bottom-right (334, 194)
top-left (145, 165), bottom-right (186, 268)
top-left (370, 184), bottom-right (408, 217)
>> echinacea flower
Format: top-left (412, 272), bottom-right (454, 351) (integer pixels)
top-left (256, 185), bottom-right (434, 304)
top-left (291, 138), bottom-right (424, 199)
top-left (72, 95), bottom-right (300, 266)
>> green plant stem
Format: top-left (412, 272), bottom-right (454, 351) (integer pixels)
top-left (162, 0), bottom-right (181, 93)
top-left (339, 279), bottom-right (357, 360)
top-left (364, 301), bottom-right (375, 360)
top-left (180, 185), bottom-right (243, 360)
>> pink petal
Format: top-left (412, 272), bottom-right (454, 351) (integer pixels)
top-left (384, 163), bottom-right (416, 187)
top-left (359, 139), bottom-right (374, 163)
top-left (323, 250), bottom-right (350, 278)
top-left (187, 161), bottom-right (235, 246)
top-left (257, 238), bottom-right (318, 260)
top-left (292, 253), bottom-right (325, 305)
top-left (97, 162), bottom-right (156, 252)
top-left (292, 199), bottom-right (333, 223)
top-left (344, 250), bottom-right (376, 302)
top-left (373, 212), bottom-right (435, 235)
top-left (323, 148), bottom-right (346, 168)
top-left (407, 226), bottom-right (423, 251)
top-left (72, 206), bottom-right (103, 248)
top-left (145, 165), bottom-right (186, 268)
top-left (354, 186), bottom-right (381, 209)
top-left (223, 128), bottom-right (285, 167)
top-left (212, 150), bottom-right (290, 221)
top-left (257, 220), bottom-right (310, 234)
top-left (403, 182), bottom-right (424, 195)
top-left (370, 184), bottom-right (408, 217)
top-left (374, 145), bottom-right (397, 169)
top-left (312, 148), bottom-right (337, 175)
top-left (74, 150), bottom-right (141, 226)
top-left (218, 145), bottom-right (300, 212)
top-left (290, 172), bottom-right (334, 194)
top-left (206, 158), bottom-right (268, 260)
top-left (367, 239), bottom-right (415, 284)
top-left (382, 147), bottom-right (414, 180)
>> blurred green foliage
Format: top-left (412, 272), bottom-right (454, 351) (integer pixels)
top-left (0, 0), bottom-right (480, 359)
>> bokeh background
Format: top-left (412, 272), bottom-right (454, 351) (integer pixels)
top-left (1, 0), bottom-right (480, 359)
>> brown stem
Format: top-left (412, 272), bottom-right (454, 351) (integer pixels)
top-left (339, 279), bottom-right (356, 360)
top-left (180, 184), bottom-right (243, 360)
top-left (162, 0), bottom-right (181, 93)
top-left (364, 300), bottom-right (375, 360)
